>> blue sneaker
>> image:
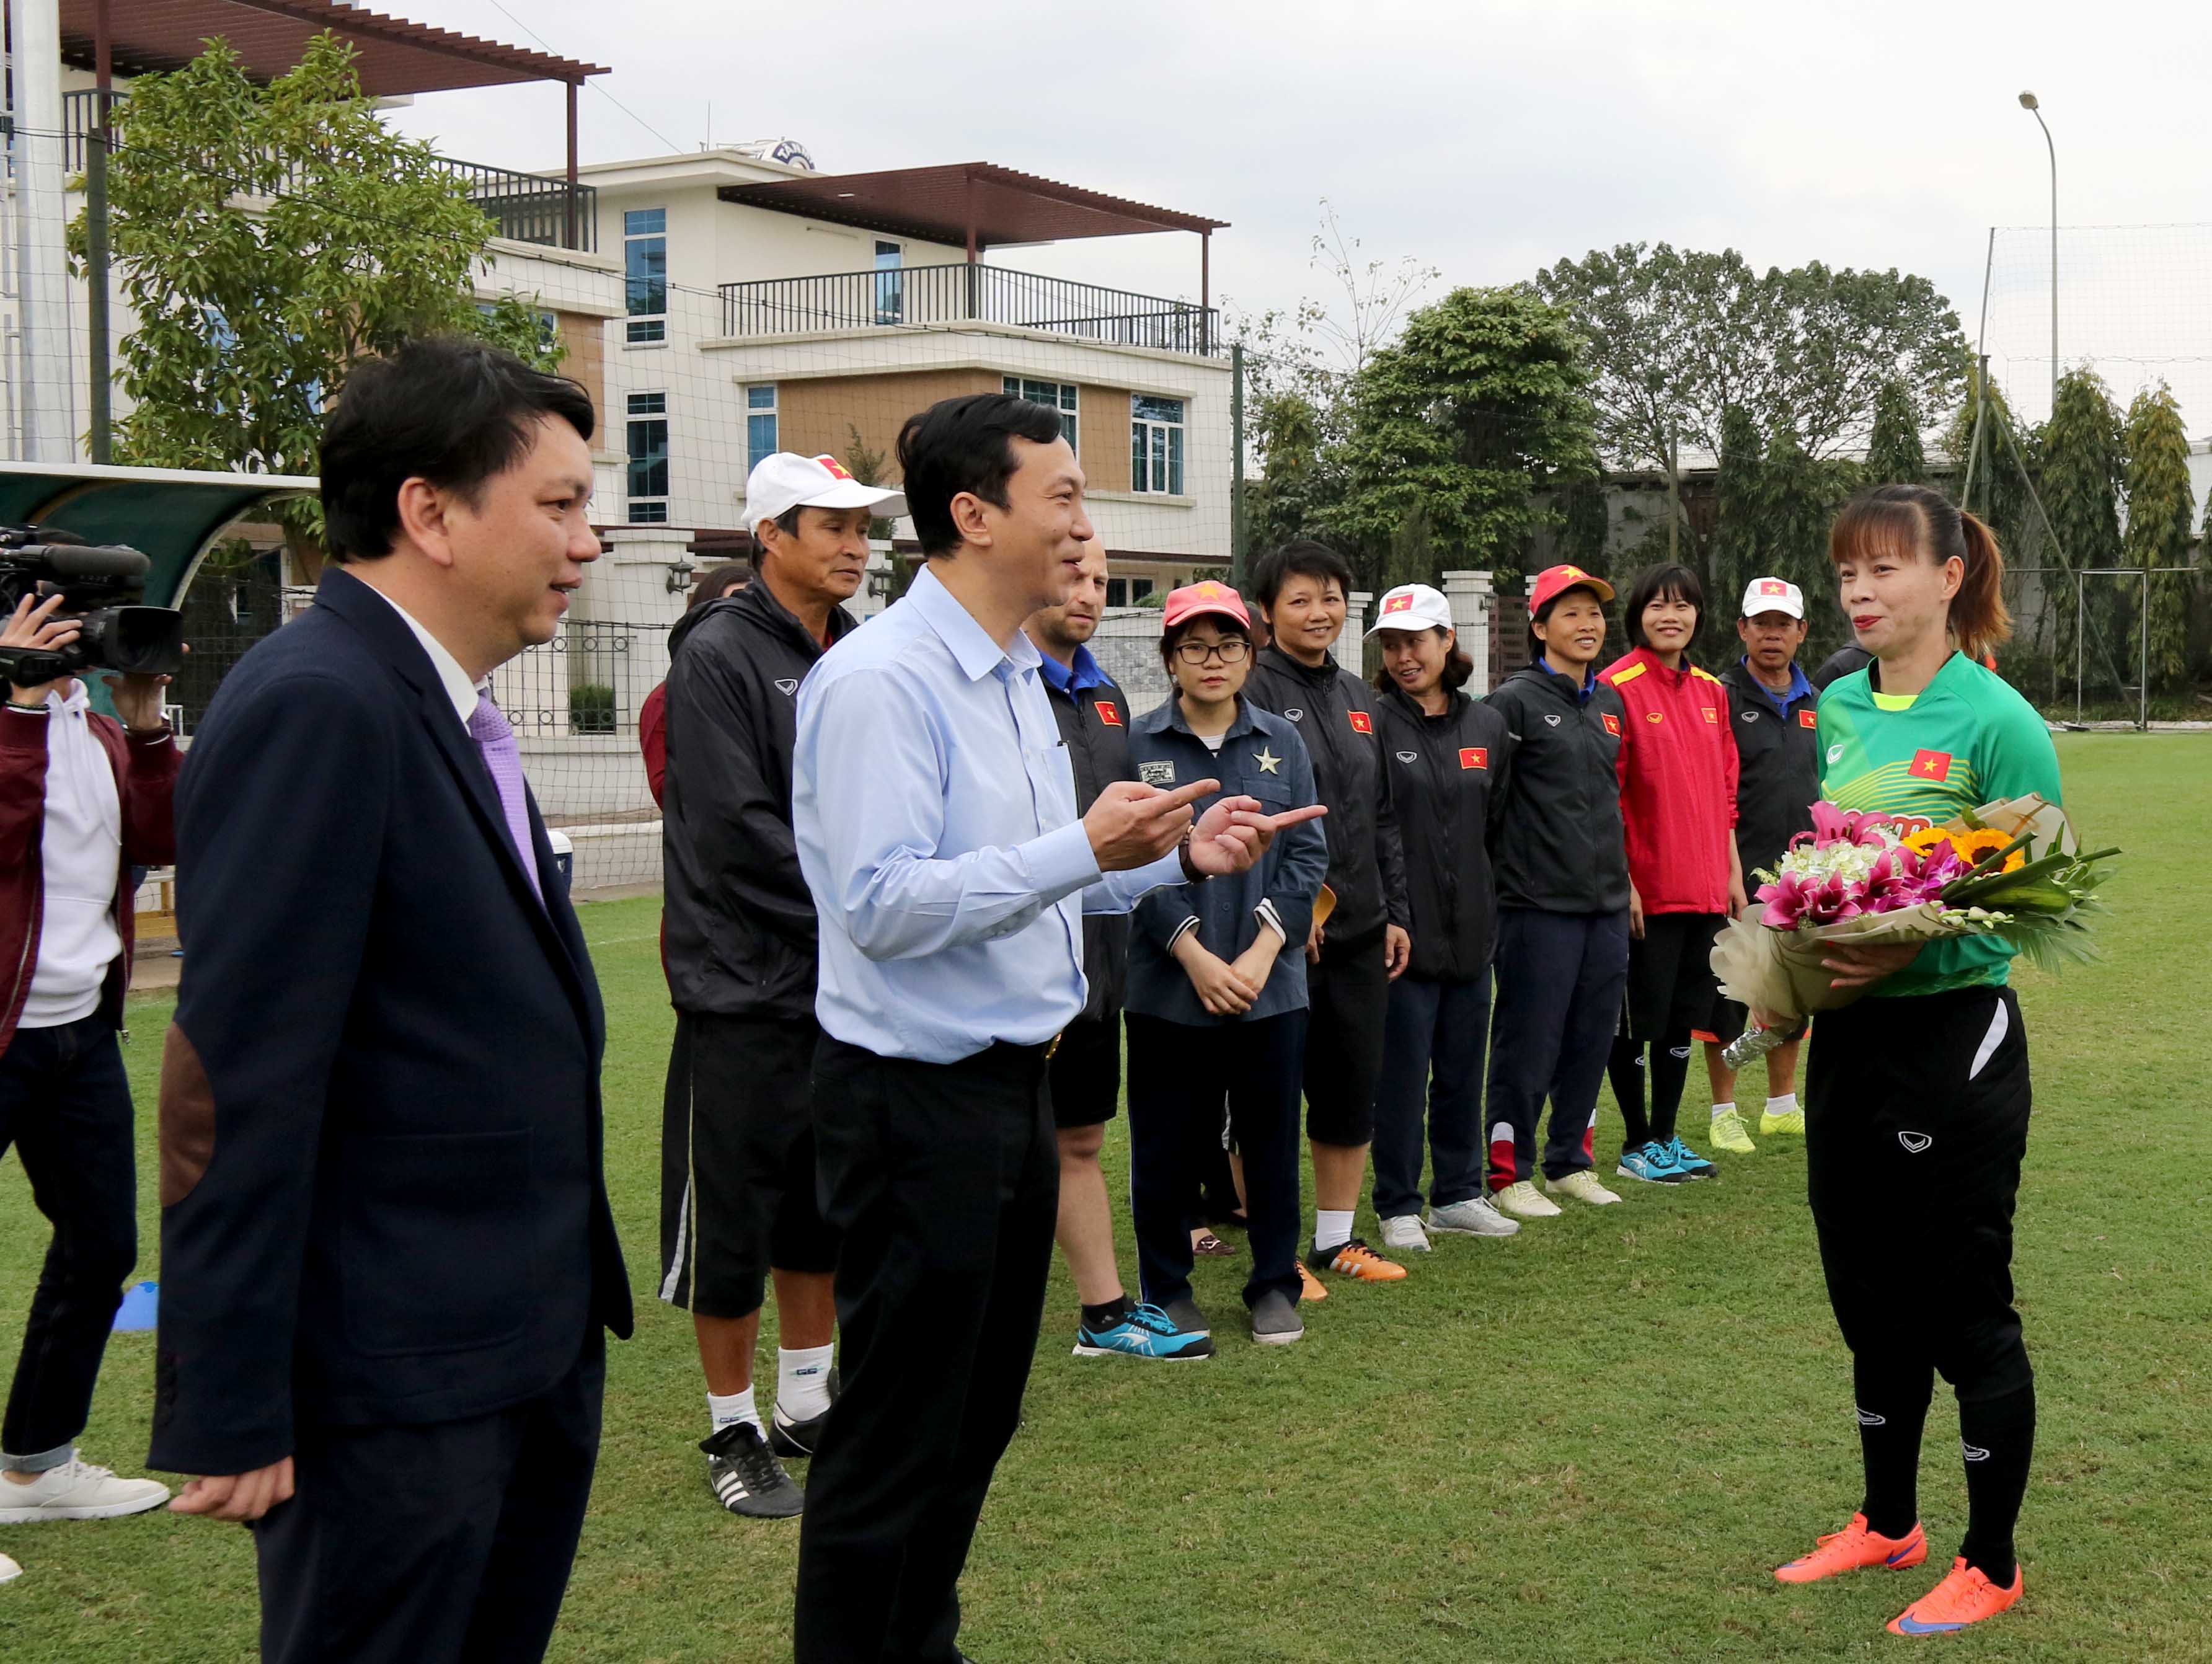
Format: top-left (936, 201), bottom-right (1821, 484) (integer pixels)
top-left (1616, 1141), bottom-right (1688, 1184)
top-left (1666, 1136), bottom-right (1718, 1180)
top-left (1073, 1303), bottom-right (1214, 1360)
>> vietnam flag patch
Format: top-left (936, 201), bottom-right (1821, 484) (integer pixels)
top-left (1602, 713), bottom-right (1622, 736)
top-left (1909, 748), bottom-right (1953, 782)
top-left (1348, 710), bottom-right (1373, 734)
top-left (1799, 709), bottom-right (1818, 728)
top-left (1459, 746), bottom-right (1488, 770)
top-left (1094, 701), bottom-right (1122, 727)
top-left (1702, 705), bottom-right (1719, 724)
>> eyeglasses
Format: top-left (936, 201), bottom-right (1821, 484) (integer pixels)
top-left (1174, 639), bottom-right (1250, 666)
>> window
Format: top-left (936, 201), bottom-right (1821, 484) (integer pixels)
top-left (874, 240), bottom-right (904, 325)
top-left (1131, 395), bottom-right (1186, 495)
top-left (746, 385), bottom-right (779, 471)
top-left (626, 392), bottom-right (668, 523)
top-left (624, 208), bottom-right (666, 344)
top-left (1003, 376), bottom-right (1077, 456)
top-left (1104, 577), bottom-right (1155, 608)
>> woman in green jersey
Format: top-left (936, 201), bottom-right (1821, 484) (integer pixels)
top-left (1768, 485), bottom-right (2058, 1640)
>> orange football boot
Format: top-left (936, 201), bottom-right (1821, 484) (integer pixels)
top-left (1887, 1557), bottom-right (2023, 1636)
top-left (1774, 1513), bottom-right (1928, 1584)
top-left (1294, 1261), bottom-right (1328, 1303)
top-left (1314, 1239), bottom-right (1408, 1281)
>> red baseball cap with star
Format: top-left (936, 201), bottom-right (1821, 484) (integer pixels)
top-left (1161, 580), bottom-right (1252, 632)
top-left (1527, 563), bottom-right (1616, 617)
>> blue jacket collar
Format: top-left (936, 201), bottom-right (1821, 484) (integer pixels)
top-left (1036, 641), bottom-right (1106, 694)
top-left (1738, 655), bottom-right (1813, 714)
top-left (1136, 692), bottom-right (1262, 741)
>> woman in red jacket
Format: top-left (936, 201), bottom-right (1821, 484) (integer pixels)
top-left (1598, 564), bottom-right (1745, 1184)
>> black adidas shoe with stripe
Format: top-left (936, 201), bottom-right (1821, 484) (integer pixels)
top-left (699, 1421), bottom-right (803, 1518)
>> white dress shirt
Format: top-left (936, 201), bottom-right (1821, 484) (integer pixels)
top-left (21, 682), bottom-right (124, 1027)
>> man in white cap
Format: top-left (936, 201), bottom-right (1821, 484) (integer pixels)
top-left (658, 451), bottom-right (905, 1518)
top-left (1695, 575), bottom-right (1820, 1153)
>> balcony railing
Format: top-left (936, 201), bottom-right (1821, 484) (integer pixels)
top-left (719, 263), bottom-right (1221, 356)
top-left (35, 87), bottom-right (597, 252)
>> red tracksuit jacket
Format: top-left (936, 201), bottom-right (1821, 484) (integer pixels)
top-left (1598, 645), bottom-right (1738, 916)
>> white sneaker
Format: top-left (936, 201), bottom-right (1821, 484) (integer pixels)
top-left (1378, 1214), bottom-right (1430, 1252)
top-left (1490, 1180), bottom-right (1562, 1219)
top-left (1544, 1170), bottom-right (1622, 1207)
top-left (1427, 1196), bottom-right (1521, 1237)
top-left (0, 1455), bottom-right (170, 1523)
top-left (0, 1551), bottom-right (19, 1583)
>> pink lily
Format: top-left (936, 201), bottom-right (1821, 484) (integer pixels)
top-left (1792, 800), bottom-right (1896, 851)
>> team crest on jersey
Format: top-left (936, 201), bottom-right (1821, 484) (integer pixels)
top-left (1459, 747), bottom-right (1488, 769)
top-left (774, 678), bottom-right (800, 696)
top-left (1645, 710), bottom-right (1663, 724)
top-left (1395, 750), bottom-right (1418, 764)
top-left (1094, 701), bottom-right (1122, 727)
top-left (1348, 710), bottom-right (1373, 734)
top-left (1601, 713), bottom-right (1621, 735)
top-left (1544, 713), bottom-right (1562, 727)
top-left (1799, 709), bottom-right (1818, 728)
top-left (1138, 759), bottom-right (1176, 786)
top-left (1741, 709), bottom-right (1759, 723)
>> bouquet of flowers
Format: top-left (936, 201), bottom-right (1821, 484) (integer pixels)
top-left (1712, 794), bottom-right (2119, 1069)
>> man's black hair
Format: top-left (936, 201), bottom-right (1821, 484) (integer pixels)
top-left (1253, 539), bottom-right (1354, 609)
top-left (895, 394), bottom-right (1064, 558)
top-left (320, 336), bottom-right (595, 564)
top-left (1622, 561), bottom-right (1706, 652)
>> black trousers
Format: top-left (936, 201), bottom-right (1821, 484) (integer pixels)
top-left (796, 1036), bottom-right (1058, 1664)
top-left (0, 1012), bottom-right (136, 1467)
top-left (1303, 930), bottom-right (1391, 1146)
top-left (1125, 1010), bottom-right (1306, 1312)
top-left (1807, 985), bottom-right (2034, 1400)
top-left (1372, 971), bottom-right (1491, 1219)
top-left (1485, 908), bottom-right (1630, 1188)
top-left (254, 1337), bottom-right (604, 1664)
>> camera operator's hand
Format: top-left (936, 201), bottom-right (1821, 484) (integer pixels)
top-left (2, 594), bottom-right (81, 707)
top-left (105, 668), bottom-right (175, 733)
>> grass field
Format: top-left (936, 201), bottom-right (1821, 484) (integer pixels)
top-left (2, 733), bottom-right (2208, 1662)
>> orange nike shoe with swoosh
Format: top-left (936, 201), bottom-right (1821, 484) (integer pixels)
top-left (1773, 1513), bottom-right (1927, 1584)
top-left (1887, 1557), bottom-right (2023, 1636)
top-left (1315, 1239), bottom-right (1408, 1281)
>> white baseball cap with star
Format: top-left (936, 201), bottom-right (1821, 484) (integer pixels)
top-left (1739, 576), bottom-right (1805, 620)
top-left (744, 451), bottom-right (907, 533)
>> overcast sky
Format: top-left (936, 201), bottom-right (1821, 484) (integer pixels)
top-left (383, 0), bottom-right (2212, 434)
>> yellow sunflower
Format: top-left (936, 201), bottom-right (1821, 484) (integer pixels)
top-left (1949, 827), bottom-right (2025, 873)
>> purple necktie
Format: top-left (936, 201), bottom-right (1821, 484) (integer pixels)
top-left (467, 689), bottom-right (544, 906)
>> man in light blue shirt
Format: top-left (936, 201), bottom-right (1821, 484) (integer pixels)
top-left (790, 393), bottom-right (1319, 1664)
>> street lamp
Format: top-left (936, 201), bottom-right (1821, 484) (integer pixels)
top-left (2020, 92), bottom-right (2056, 415)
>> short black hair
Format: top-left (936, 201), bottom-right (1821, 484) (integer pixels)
top-left (895, 393), bottom-right (1064, 558)
top-left (1622, 562), bottom-right (1705, 652)
top-left (1159, 613), bottom-right (1252, 668)
top-left (320, 336), bottom-right (595, 564)
top-left (1254, 539), bottom-right (1354, 609)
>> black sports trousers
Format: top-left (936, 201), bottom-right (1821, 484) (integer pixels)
top-left (795, 1035), bottom-right (1058, 1664)
top-left (1807, 985), bottom-right (2034, 1401)
top-left (1485, 908), bottom-right (1630, 1190)
top-left (1303, 926), bottom-right (1391, 1146)
top-left (1372, 971), bottom-right (1490, 1219)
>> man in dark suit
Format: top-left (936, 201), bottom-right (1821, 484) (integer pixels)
top-left (149, 337), bottom-right (632, 1664)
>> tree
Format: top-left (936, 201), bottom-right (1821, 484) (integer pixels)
top-left (2040, 369), bottom-right (2126, 682)
top-left (80, 32), bottom-right (562, 572)
top-left (1534, 244), bottom-right (1965, 569)
top-left (2120, 383), bottom-right (2196, 689)
top-left (1865, 379), bottom-right (1927, 484)
top-left (1329, 286), bottom-right (1597, 590)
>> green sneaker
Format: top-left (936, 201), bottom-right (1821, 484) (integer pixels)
top-left (1709, 1107), bottom-right (1757, 1154)
top-left (1760, 1105), bottom-right (1806, 1135)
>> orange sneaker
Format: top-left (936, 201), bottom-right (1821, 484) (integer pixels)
top-left (1294, 1262), bottom-right (1327, 1303)
top-left (1887, 1557), bottom-right (2022, 1636)
top-left (1313, 1239), bottom-right (1408, 1282)
top-left (1773, 1513), bottom-right (1927, 1584)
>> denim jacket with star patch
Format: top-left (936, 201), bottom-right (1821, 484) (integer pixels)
top-left (1123, 694), bottom-right (1329, 1027)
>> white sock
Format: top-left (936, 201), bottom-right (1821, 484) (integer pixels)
top-left (1766, 1093), bottom-right (1799, 1115)
top-left (1314, 1208), bottom-right (1355, 1254)
top-left (777, 1344), bottom-right (836, 1422)
top-left (1710, 1100), bottom-right (1736, 1120)
top-left (707, 1386), bottom-right (759, 1434)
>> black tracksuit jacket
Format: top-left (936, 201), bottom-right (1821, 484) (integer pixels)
top-left (1243, 645), bottom-right (1409, 946)
top-left (1042, 659), bottom-right (1136, 1022)
top-left (1482, 662), bottom-right (1631, 915)
top-left (1719, 658), bottom-right (1822, 879)
top-left (660, 582), bottom-right (856, 1019)
top-left (1373, 682), bottom-right (1514, 981)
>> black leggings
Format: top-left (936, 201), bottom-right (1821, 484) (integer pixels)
top-left (1807, 985), bottom-right (2036, 1577)
top-left (1608, 1032), bottom-right (1692, 1149)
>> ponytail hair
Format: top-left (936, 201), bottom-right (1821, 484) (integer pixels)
top-left (1829, 484), bottom-right (2012, 660)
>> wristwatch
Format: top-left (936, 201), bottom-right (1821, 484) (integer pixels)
top-left (1177, 826), bottom-right (1207, 884)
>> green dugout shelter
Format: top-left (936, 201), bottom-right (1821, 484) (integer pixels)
top-left (0, 459), bottom-right (317, 608)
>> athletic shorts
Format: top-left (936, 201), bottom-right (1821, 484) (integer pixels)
top-left (1303, 929), bottom-right (1391, 1146)
top-left (1692, 991), bottom-right (1809, 1048)
top-left (1621, 912), bottom-right (1723, 1041)
top-left (1049, 1009), bottom-right (1122, 1130)
top-left (658, 1010), bottom-right (839, 1319)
